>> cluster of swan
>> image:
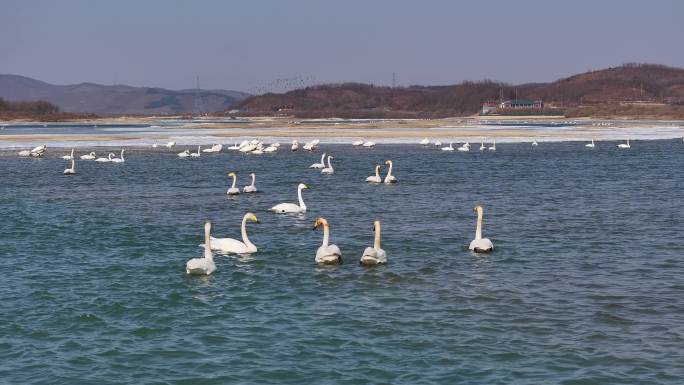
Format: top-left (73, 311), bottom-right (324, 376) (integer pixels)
top-left (95, 149), bottom-right (125, 163)
top-left (226, 172), bottom-right (258, 195)
top-left (365, 160), bottom-right (397, 184)
top-left (152, 141), bottom-right (176, 149)
top-left (186, 204), bottom-right (494, 275)
top-left (352, 139), bottom-right (376, 148)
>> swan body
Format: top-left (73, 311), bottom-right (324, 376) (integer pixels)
top-left (469, 204), bottom-right (494, 253)
top-left (177, 149), bottom-right (190, 158)
top-left (362, 141), bottom-right (376, 148)
top-left (95, 153), bottom-right (114, 162)
top-left (479, 140), bottom-right (485, 151)
top-left (207, 213), bottom-right (259, 254)
top-left (366, 164), bottom-right (382, 183)
top-left (228, 142), bottom-right (241, 150)
top-left (309, 153), bottom-right (326, 168)
top-left (291, 140), bottom-right (299, 151)
top-left (585, 139), bottom-right (596, 148)
top-left (226, 172), bottom-right (240, 195)
top-left (80, 152), bottom-right (96, 160)
top-left (321, 155), bottom-right (334, 174)
top-left (313, 217), bottom-right (342, 264)
top-left (532, 140), bottom-right (538, 147)
top-left (617, 139), bottom-right (631, 149)
top-left (263, 145), bottom-right (278, 153)
top-left (352, 139), bottom-right (364, 146)
top-left (61, 149), bottom-right (74, 160)
top-left (190, 146), bottom-right (201, 157)
top-left (384, 160), bottom-right (397, 184)
top-left (420, 138), bottom-right (430, 146)
top-left (186, 221), bottom-right (216, 275)
top-left (488, 140), bottom-right (496, 151)
top-left (18, 150), bottom-right (31, 157)
top-left (111, 149), bottom-right (125, 163)
top-left (243, 173), bottom-right (258, 193)
top-left (63, 159), bottom-right (76, 175)
top-left (441, 142), bottom-right (454, 151)
top-left (165, 141), bottom-right (176, 148)
top-left (202, 144), bottom-right (223, 153)
top-left (457, 142), bottom-right (470, 152)
top-left (360, 220), bottom-right (387, 265)
top-left (270, 183), bottom-right (309, 213)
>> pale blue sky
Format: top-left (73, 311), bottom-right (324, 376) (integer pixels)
top-left (1, 0), bottom-right (682, 92)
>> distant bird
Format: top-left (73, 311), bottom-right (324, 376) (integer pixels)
top-left (469, 204), bottom-right (494, 253)
top-left (243, 172), bottom-right (258, 193)
top-left (384, 160), bottom-right (397, 184)
top-left (165, 141), bottom-right (176, 148)
top-left (291, 139), bottom-right (299, 151)
top-left (434, 140), bottom-right (442, 147)
top-left (63, 159), bottom-right (76, 175)
top-left (617, 139), bottom-right (631, 149)
top-left (227, 172), bottom-right (240, 195)
top-left (321, 155), bottom-right (334, 174)
top-left (479, 140), bottom-right (486, 151)
top-left (190, 146), bottom-right (201, 157)
top-left (313, 217), bottom-right (342, 265)
top-left (532, 139), bottom-right (538, 147)
top-left (186, 221), bottom-right (216, 275)
top-left (352, 139), bottom-right (364, 146)
top-left (270, 183), bottom-right (309, 214)
top-left (366, 164), bottom-right (382, 183)
top-left (95, 153), bottom-right (114, 162)
top-left (80, 152), bottom-right (96, 160)
top-left (420, 138), bottom-right (430, 146)
top-left (585, 139), bottom-right (596, 148)
top-left (61, 149), bottom-right (74, 160)
top-left (111, 149), bottom-right (125, 163)
top-left (177, 149), bottom-right (190, 158)
top-left (309, 153), bottom-right (326, 169)
top-left (360, 220), bottom-right (387, 266)
top-left (441, 142), bottom-right (454, 151)
top-left (362, 141), bottom-right (376, 148)
top-left (457, 143), bottom-right (470, 152)
top-left (488, 140), bottom-right (496, 151)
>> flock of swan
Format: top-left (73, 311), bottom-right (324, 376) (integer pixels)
top-left (418, 137), bottom-right (632, 151)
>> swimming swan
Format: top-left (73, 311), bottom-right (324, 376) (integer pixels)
top-left (313, 217), bottom-right (342, 264)
top-left (177, 149), bottom-right (190, 158)
top-left (441, 142), bottom-right (454, 151)
top-left (111, 149), bottom-right (125, 163)
top-left (63, 159), bottom-right (76, 175)
top-left (384, 160), bottom-right (397, 184)
top-left (186, 221), bottom-right (216, 275)
top-left (270, 183), bottom-right (309, 213)
top-left (227, 172), bottom-right (240, 195)
top-left (291, 140), bottom-right (299, 151)
top-left (80, 152), bottom-right (96, 160)
top-left (469, 204), bottom-right (494, 253)
top-left (321, 155), bottom-right (334, 174)
top-left (488, 140), bottom-right (496, 151)
top-left (310, 153), bottom-right (326, 168)
top-left (95, 153), bottom-right (114, 162)
top-left (208, 213), bottom-right (260, 254)
top-left (190, 146), bottom-right (201, 157)
top-left (617, 139), bottom-right (631, 149)
top-left (366, 164), bottom-right (382, 183)
top-left (61, 149), bottom-right (74, 160)
top-left (360, 220), bottom-right (387, 265)
top-left (585, 139), bottom-right (596, 148)
top-left (243, 172), bottom-right (258, 193)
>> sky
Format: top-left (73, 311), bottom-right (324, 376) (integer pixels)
top-left (1, 0), bottom-right (682, 93)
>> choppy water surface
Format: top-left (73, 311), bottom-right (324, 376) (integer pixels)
top-left (1, 142), bottom-right (683, 384)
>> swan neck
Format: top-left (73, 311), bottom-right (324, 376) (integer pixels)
top-left (374, 223), bottom-right (381, 249)
top-left (322, 224), bottom-right (330, 247)
top-left (375, 165), bottom-right (380, 177)
top-left (476, 210), bottom-right (483, 240)
top-left (241, 215), bottom-right (253, 247)
top-left (320, 153), bottom-right (325, 163)
top-left (387, 162), bottom-right (393, 177)
top-left (231, 174), bottom-right (236, 188)
top-left (250, 173), bottom-right (255, 186)
top-left (297, 186), bottom-right (306, 210)
top-left (327, 156), bottom-right (333, 170)
top-left (204, 224), bottom-right (213, 259)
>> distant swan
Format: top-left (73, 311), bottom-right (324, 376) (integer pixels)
top-left (352, 139), bottom-right (364, 146)
top-left (270, 183), bottom-right (309, 213)
top-left (227, 172), bottom-right (240, 195)
top-left (111, 149), bottom-right (125, 163)
top-left (177, 149), bottom-right (190, 158)
top-left (207, 213), bottom-right (260, 254)
top-left (243, 172), bottom-right (258, 193)
top-left (532, 139), bottom-right (538, 146)
top-left (585, 139), bottom-right (596, 148)
top-left (366, 164), bottom-right (382, 183)
top-left (321, 155), bottom-right (334, 174)
top-left (384, 160), bottom-right (397, 184)
top-left (617, 139), bottom-right (631, 149)
top-left (186, 221), bottom-right (216, 275)
top-left (190, 146), bottom-right (201, 157)
top-left (80, 152), bottom-right (96, 160)
top-left (63, 159), bottom-right (76, 175)
top-left (457, 142), bottom-right (470, 152)
top-left (313, 217), bottom-right (342, 264)
top-left (95, 153), bottom-right (114, 162)
top-left (309, 153), bottom-right (326, 169)
top-left (469, 204), bottom-right (494, 253)
top-left (420, 138), bottom-right (430, 146)
top-left (165, 141), bottom-right (176, 148)
top-left (61, 149), bottom-right (74, 160)
top-left (479, 140), bottom-right (485, 151)
top-left (441, 142), bottom-right (454, 151)
top-left (360, 220), bottom-right (387, 265)
top-left (291, 139), bottom-right (299, 151)
top-left (362, 141), bottom-right (376, 148)
top-left (488, 140), bottom-right (496, 151)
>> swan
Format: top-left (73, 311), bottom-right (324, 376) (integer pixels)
top-left (352, 139), bottom-right (364, 146)
top-left (309, 153), bottom-right (326, 169)
top-left (207, 213), bottom-right (260, 254)
top-left (111, 149), bottom-right (125, 163)
top-left (18, 150), bottom-right (31, 157)
top-left (80, 152), bottom-right (96, 160)
top-left (488, 140), bottom-right (496, 151)
top-left (263, 144), bottom-right (278, 153)
top-left (95, 153), bottom-right (114, 162)
top-left (270, 183), bottom-right (309, 213)
top-left (360, 220), bottom-right (387, 265)
top-left (226, 172), bottom-right (240, 195)
top-left (19, 145), bottom-right (47, 157)
top-left (186, 221), bottom-right (216, 275)
top-left (441, 142), bottom-right (454, 151)
top-left (190, 146), bottom-right (201, 157)
top-left (457, 142), bottom-right (470, 152)
top-left (313, 217), bottom-right (342, 264)
top-left (61, 149), bottom-right (74, 160)
top-left (617, 139), bottom-right (631, 149)
top-left (585, 139), bottom-right (596, 148)
top-left (420, 138), bottom-right (430, 146)
top-left (366, 164), bottom-right (382, 183)
top-left (532, 139), bottom-right (538, 147)
top-left (291, 139), bottom-right (299, 151)
top-left (321, 155), bottom-right (334, 174)
top-left (479, 140), bottom-right (486, 151)
top-left (177, 149), bottom-right (190, 158)
top-left (384, 160), bottom-right (397, 184)
top-left (228, 142), bottom-right (241, 150)
top-left (165, 141), bottom-right (176, 148)
top-left (469, 204), bottom-right (494, 253)
top-left (362, 141), bottom-right (376, 148)
top-left (303, 139), bottom-right (320, 151)
top-left (434, 140), bottom-right (442, 147)
top-left (152, 143), bottom-right (158, 148)
top-left (63, 159), bottom-right (76, 175)
top-left (243, 172), bottom-right (258, 193)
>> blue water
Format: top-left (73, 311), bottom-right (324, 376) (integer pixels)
top-left (1, 142), bottom-right (683, 384)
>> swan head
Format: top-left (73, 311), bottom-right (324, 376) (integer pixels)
top-left (250, 172), bottom-right (255, 177)
top-left (385, 160), bottom-right (392, 166)
top-left (474, 204), bottom-right (484, 214)
top-left (228, 172), bottom-right (236, 178)
top-left (298, 183), bottom-right (309, 190)
top-left (312, 217), bottom-right (328, 231)
top-left (373, 220), bottom-right (381, 232)
top-left (245, 212), bottom-right (260, 224)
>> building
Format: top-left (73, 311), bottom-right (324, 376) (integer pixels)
top-left (480, 99), bottom-right (544, 115)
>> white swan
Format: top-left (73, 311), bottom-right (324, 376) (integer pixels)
top-left (532, 139), bottom-right (538, 147)
top-left (226, 172), bottom-right (240, 195)
top-left (243, 172), bottom-right (258, 193)
top-left (186, 221), bottom-right (216, 275)
top-left (111, 149), bottom-right (125, 163)
top-left (617, 139), bottom-right (631, 149)
top-left (270, 183), bottom-right (309, 213)
top-left (321, 155), bottom-right (334, 174)
top-left (479, 140), bottom-right (486, 151)
top-left (420, 138), bottom-right (430, 146)
top-left (19, 145), bottom-right (47, 157)
top-left (362, 141), bottom-right (376, 148)
top-left (469, 204), bottom-right (494, 253)
top-left (207, 213), bottom-right (260, 254)
top-left (190, 146), bottom-right (201, 157)
top-left (228, 142), bottom-right (241, 150)
top-left (585, 139), bottom-right (596, 148)
top-left (352, 139), bottom-right (364, 146)
top-left (61, 149), bottom-right (74, 160)
top-left (95, 153), bottom-right (114, 162)
top-left (177, 149), bottom-right (190, 158)
top-left (360, 220), bottom-right (387, 265)
top-left (366, 164), bottom-right (382, 183)
top-left (80, 152), bottom-right (96, 160)
top-left (313, 217), bottom-right (342, 264)
top-left (457, 142), bottom-right (470, 152)
top-left (384, 160), bottom-right (397, 184)
top-left (291, 139), bottom-right (299, 151)
top-left (441, 142), bottom-right (454, 151)
top-left (488, 140), bottom-right (496, 151)
top-left (165, 141), bottom-right (176, 148)
top-left (434, 140), bottom-right (442, 147)
top-left (63, 159), bottom-right (76, 175)
top-left (309, 153), bottom-right (326, 169)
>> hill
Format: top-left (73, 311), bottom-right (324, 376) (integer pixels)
top-left (0, 74), bottom-right (249, 115)
top-left (236, 64), bottom-right (684, 119)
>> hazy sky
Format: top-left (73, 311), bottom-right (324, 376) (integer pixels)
top-left (1, 0), bottom-right (682, 92)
